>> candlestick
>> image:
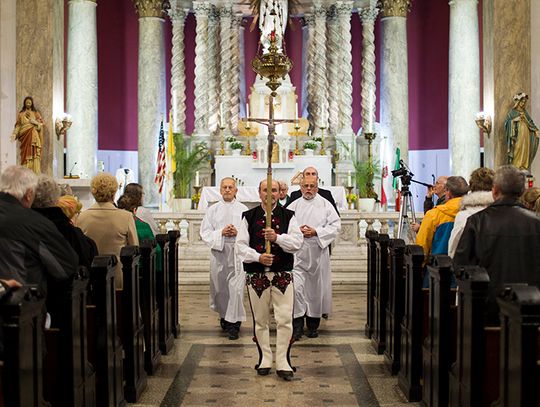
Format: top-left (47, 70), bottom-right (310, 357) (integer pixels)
top-left (345, 186), bottom-right (354, 210)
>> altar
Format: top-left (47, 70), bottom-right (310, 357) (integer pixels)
top-left (198, 185), bottom-right (347, 210)
top-left (214, 154), bottom-right (333, 187)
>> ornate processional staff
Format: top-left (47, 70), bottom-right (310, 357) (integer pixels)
top-left (245, 31), bottom-right (294, 261)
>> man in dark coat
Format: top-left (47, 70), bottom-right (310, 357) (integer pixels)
top-left (453, 165), bottom-right (540, 325)
top-left (286, 167), bottom-right (339, 214)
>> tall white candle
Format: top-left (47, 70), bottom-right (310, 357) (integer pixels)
top-left (295, 102), bottom-right (298, 120)
top-left (347, 170), bottom-right (352, 187)
top-left (246, 103), bottom-right (250, 119)
top-left (220, 102), bottom-right (225, 126)
top-left (195, 171), bottom-right (200, 186)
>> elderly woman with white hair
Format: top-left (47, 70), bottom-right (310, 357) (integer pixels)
top-left (77, 172), bottom-right (138, 289)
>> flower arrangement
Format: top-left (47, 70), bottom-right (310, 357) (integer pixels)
top-left (311, 136), bottom-right (323, 143)
top-left (225, 136), bottom-right (237, 143)
top-left (191, 192), bottom-right (201, 204)
top-left (303, 141), bottom-right (317, 150)
top-left (346, 192), bottom-right (358, 202)
top-left (230, 141), bottom-right (243, 150)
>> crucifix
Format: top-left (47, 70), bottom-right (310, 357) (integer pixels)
top-left (244, 32), bottom-right (294, 263)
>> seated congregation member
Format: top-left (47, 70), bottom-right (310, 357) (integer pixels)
top-left (286, 167), bottom-right (339, 214)
top-left (278, 180), bottom-right (290, 206)
top-left (448, 168), bottom-right (495, 258)
top-left (416, 176), bottom-right (468, 286)
top-left (454, 165), bottom-right (540, 325)
top-left (0, 166), bottom-right (78, 298)
top-left (32, 176), bottom-right (97, 270)
top-left (117, 192), bottom-right (162, 273)
top-left (0, 279), bottom-right (22, 360)
top-left (520, 187), bottom-right (540, 215)
top-left (288, 176), bottom-right (340, 340)
top-left (77, 172), bottom-right (138, 289)
top-left (236, 179), bottom-right (303, 381)
top-left (200, 177), bottom-right (248, 340)
top-left (123, 183), bottom-right (159, 235)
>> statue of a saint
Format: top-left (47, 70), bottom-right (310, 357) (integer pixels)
top-left (504, 92), bottom-right (540, 171)
top-left (11, 96), bottom-right (44, 174)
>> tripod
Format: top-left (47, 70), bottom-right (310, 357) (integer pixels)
top-left (396, 174), bottom-right (417, 242)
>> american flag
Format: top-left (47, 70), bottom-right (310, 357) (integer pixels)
top-left (154, 121), bottom-right (166, 193)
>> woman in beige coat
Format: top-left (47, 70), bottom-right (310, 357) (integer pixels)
top-left (77, 172), bottom-right (138, 289)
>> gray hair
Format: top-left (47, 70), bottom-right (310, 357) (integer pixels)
top-left (0, 165), bottom-right (38, 201)
top-left (445, 176), bottom-right (469, 198)
top-left (493, 165), bottom-right (525, 198)
top-left (32, 175), bottom-right (61, 208)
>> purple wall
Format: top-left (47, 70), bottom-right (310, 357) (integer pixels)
top-left (96, 0), bottom-right (455, 152)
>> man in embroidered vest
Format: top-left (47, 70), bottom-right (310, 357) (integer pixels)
top-left (236, 179), bottom-right (303, 381)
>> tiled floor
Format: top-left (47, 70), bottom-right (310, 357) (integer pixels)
top-left (130, 289), bottom-right (420, 407)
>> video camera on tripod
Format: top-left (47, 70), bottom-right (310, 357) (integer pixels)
top-left (391, 159), bottom-right (432, 189)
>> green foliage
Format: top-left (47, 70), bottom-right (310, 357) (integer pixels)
top-left (225, 136), bottom-right (237, 143)
top-left (230, 141), bottom-right (243, 150)
top-left (303, 141), bottom-right (317, 150)
top-left (172, 133), bottom-right (210, 198)
top-left (353, 159), bottom-right (381, 198)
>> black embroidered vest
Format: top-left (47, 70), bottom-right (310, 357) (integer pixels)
top-left (242, 205), bottom-right (295, 273)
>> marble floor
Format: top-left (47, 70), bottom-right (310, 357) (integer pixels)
top-left (130, 289), bottom-right (420, 407)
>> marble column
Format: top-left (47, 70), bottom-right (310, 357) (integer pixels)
top-left (16, 0), bottom-right (64, 177)
top-left (193, 1), bottom-right (210, 137)
top-left (448, 0), bottom-right (480, 178)
top-left (167, 1), bottom-right (187, 133)
top-left (229, 14), bottom-right (243, 135)
top-left (219, 3), bottom-right (233, 134)
top-left (305, 14), bottom-right (317, 128)
top-left (207, 6), bottom-right (220, 136)
top-left (67, 0), bottom-right (98, 179)
top-left (336, 1), bottom-right (354, 136)
top-left (134, 0), bottom-right (167, 207)
top-left (312, 3), bottom-right (329, 134)
top-left (359, 5), bottom-right (379, 135)
top-left (483, 0), bottom-right (531, 169)
top-left (380, 0), bottom-right (411, 166)
top-left (326, 5), bottom-right (341, 136)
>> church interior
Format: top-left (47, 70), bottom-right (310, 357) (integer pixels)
top-left (1, 0), bottom-right (540, 406)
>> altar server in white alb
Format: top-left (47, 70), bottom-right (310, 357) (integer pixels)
top-left (200, 177), bottom-right (248, 340)
top-left (288, 175), bottom-right (341, 340)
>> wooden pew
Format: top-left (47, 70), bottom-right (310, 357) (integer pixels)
top-left (0, 286), bottom-right (45, 407)
top-left (497, 284), bottom-right (540, 407)
top-left (397, 244), bottom-right (424, 402)
top-left (384, 238), bottom-right (406, 374)
top-left (167, 230), bottom-right (181, 337)
top-left (87, 256), bottom-right (126, 407)
top-left (139, 239), bottom-right (161, 375)
top-left (155, 234), bottom-right (175, 354)
top-left (449, 266), bottom-right (499, 407)
top-left (372, 233), bottom-right (390, 354)
top-left (422, 255), bottom-right (457, 407)
top-left (364, 230), bottom-right (379, 339)
top-left (119, 246), bottom-right (147, 402)
top-left (43, 267), bottom-right (96, 406)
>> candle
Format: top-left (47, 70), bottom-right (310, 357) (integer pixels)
top-left (246, 103), bottom-right (250, 119)
top-left (195, 171), bottom-right (200, 186)
top-left (308, 129), bottom-right (312, 138)
top-left (347, 170), bottom-right (352, 187)
top-left (220, 102), bottom-right (225, 126)
top-left (295, 102), bottom-right (298, 120)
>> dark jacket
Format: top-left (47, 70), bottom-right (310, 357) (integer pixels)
top-left (287, 188), bottom-right (339, 215)
top-left (423, 194), bottom-right (446, 214)
top-left (32, 206), bottom-right (98, 270)
top-left (453, 198), bottom-right (540, 325)
top-left (0, 192), bottom-right (78, 298)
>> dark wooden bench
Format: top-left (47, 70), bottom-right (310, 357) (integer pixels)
top-left (365, 230), bottom-right (379, 339)
top-left (119, 246), bottom-right (147, 402)
top-left (497, 284), bottom-right (540, 407)
top-left (384, 238), bottom-right (406, 374)
top-left (372, 233), bottom-right (390, 354)
top-left (167, 230), bottom-right (181, 337)
top-left (139, 239), bottom-right (161, 375)
top-left (43, 267), bottom-right (96, 406)
top-left (155, 233), bottom-right (175, 354)
top-left (449, 266), bottom-right (499, 407)
top-left (397, 244), bottom-right (424, 402)
top-left (0, 286), bottom-right (45, 407)
top-left (88, 255), bottom-right (126, 407)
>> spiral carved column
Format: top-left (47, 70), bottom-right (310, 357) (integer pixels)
top-left (219, 4), bottom-right (233, 134)
top-left (336, 1), bottom-right (353, 135)
top-left (326, 5), bottom-right (341, 136)
top-left (312, 3), bottom-right (329, 132)
top-left (193, 1), bottom-right (210, 136)
top-left (359, 6), bottom-right (379, 135)
top-left (229, 14), bottom-right (243, 135)
top-left (305, 14), bottom-right (317, 128)
top-left (167, 1), bottom-right (187, 133)
top-left (207, 6), bottom-right (220, 136)
top-left (134, 0), bottom-right (167, 206)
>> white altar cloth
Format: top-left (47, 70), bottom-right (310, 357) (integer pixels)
top-left (198, 185), bottom-right (347, 210)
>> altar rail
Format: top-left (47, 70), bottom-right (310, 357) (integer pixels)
top-left (152, 210), bottom-right (421, 290)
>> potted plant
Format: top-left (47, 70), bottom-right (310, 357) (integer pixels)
top-left (303, 141), bottom-right (317, 155)
top-left (172, 133), bottom-right (210, 210)
top-left (353, 159), bottom-right (380, 212)
top-left (230, 141), bottom-right (243, 155)
top-left (225, 136), bottom-right (236, 151)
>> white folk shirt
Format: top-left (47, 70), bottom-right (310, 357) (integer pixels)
top-left (200, 199), bottom-right (248, 322)
top-left (287, 194), bottom-right (341, 318)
